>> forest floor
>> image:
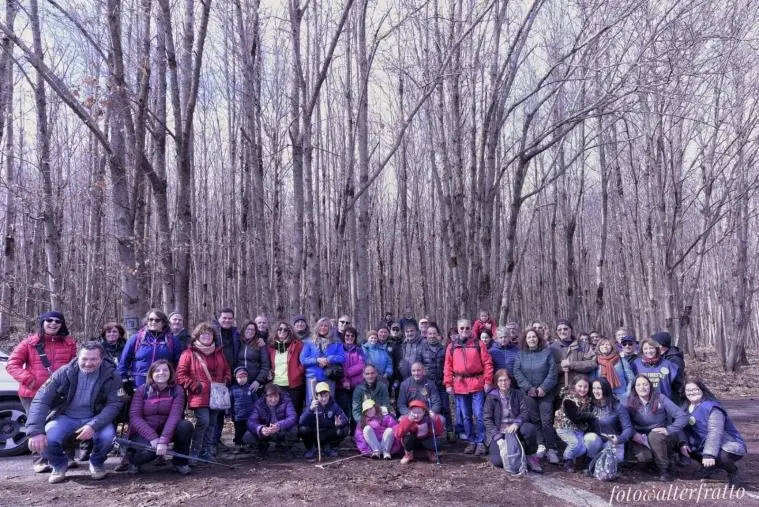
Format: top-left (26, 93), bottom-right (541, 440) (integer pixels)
top-left (2, 351), bottom-right (758, 506)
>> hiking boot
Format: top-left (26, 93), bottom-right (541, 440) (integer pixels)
top-left (113, 456), bottom-right (129, 472)
top-left (535, 444), bottom-right (547, 458)
top-left (527, 455), bottom-right (543, 474)
top-left (33, 462), bottom-right (52, 474)
top-left (400, 451), bottom-right (415, 464)
top-left (174, 464), bottom-right (192, 475)
top-left (546, 449), bottom-right (560, 464)
top-left (563, 459), bottom-right (576, 473)
top-left (127, 463), bottom-right (141, 475)
top-left (728, 470), bottom-right (740, 487)
top-left (48, 464), bottom-right (68, 484)
top-left (427, 450), bottom-right (438, 462)
top-left (463, 442), bottom-right (477, 454)
top-left (257, 445), bottom-right (270, 458)
top-left (474, 443), bottom-right (487, 457)
top-left (695, 466), bottom-right (720, 479)
top-left (370, 451), bottom-right (381, 459)
top-left (658, 471), bottom-right (673, 482)
top-left (303, 448), bottom-right (317, 460)
top-left (89, 462), bottom-right (107, 480)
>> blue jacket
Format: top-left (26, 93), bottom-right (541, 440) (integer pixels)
top-left (229, 381), bottom-right (257, 422)
top-left (592, 400), bottom-right (634, 444)
top-left (300, 338), bottom-right (345, 381)
top-left (362, 343), bottom-right (393, 379)
top-left (397, 376), bottom-right (441, 415)
top-left (489, 343), bottom-right (519, 376)
top-left (513, 346), bottom-right (558, 393)
top-left (632, 357), bottom-right (680, 400)
top-left (685, 400), bottom-right (746, 458)
top-left (298, 398), bottom-right (348, 431)
top-left (627, 394), bottom-right (688, 435)
top-left (117, 328), bottom-right (182, 386)
top-left (596, 356), bottom-right (635, 401)
top-left (247, 393), bottom-right (297, 435)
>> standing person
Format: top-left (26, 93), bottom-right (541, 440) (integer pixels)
top-left (229, 367), bottom-right (257, 453)
top-left (394, 399), bottom-right (444, 464)
top-left (235, 320), bottom-right (271, 393)
top-left (483, 369), bottom-right (543, 473)
top-left (336, 326), bottom-right (365, 432)
top-left (553, 375), bottom-right (601, 472)
top-left (490, 324), bottom-right (520, 376)
top-left (126, 360), bottom-right (192, 475)
top-left (169, 312), bottom-right (191, 350)
top-left (513, 328), bottom-right (560, 464)
top-left (679, 379), bottom-right (746, 486)
top-left (211, 308), bottom-right (239, 453)
top-left (268, 321), bottom-right (305, 414)
top-left (418, 317), bottom-right (431, 340)
top-left (175, 323), bottom-right (231, 464)
top-left (595, 337), bottom-right (634, 402)
top-left (300, 317), bottom-right (345, 405)
top-left (246, 384), bottom-right (298, 457)
top-left (395, 320), bottom-right (424, 382)
top-left (362, 330), bottom-right (393, 382)
top-left (26, 342), bottom-right (124, 484)
top-left (352, 365), bottom-right (391, 424)
top-left (330, 314), bottom-right (351, 343)
top-left (626, 375), bottom-right (688, 481)
top-left (632, 338), bottom-right (681, 403)
top-left (118, 309), bottom-right (182, 389)
top-left (444, 319), bottom-right (494, 456)
top-left (292, 315), bottom-right (310, 341)
top-left (619, 335), bottom-right (639, 367)
top-left (355, 399), bottom-right (400, 459)
top-left (97, 322), bottom-right (127, 365)
top-left (471, 309), bottom-right (496, 341)
top-left (418, 322), bottom-right (454, 442)
top-left (650, 331), bottom-right (685, 405)
top-left (254, 315), bottom-right (270, 342)
top-left (298, 382), bottom-right (349, 459)
top-left (550, 320), bottom-right (597, 394)
top-left (7, 311), bottom-right (77, 473)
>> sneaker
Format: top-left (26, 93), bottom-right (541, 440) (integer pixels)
top-left (304, 448), bottom-right (317, 460)
top-left (370, 451), bottom-right (381, 459)
top-left (400, 451), bottom-right (415, 464)
top-left (127, 464), bottom-right (141, 475)
top-left (546, 449), bottom-right (560, 465)
top-left (535, 444), bottom-right (547, 458)
top-left (527, 455), bottom-right (543, 474)
top-left (174, 464), bottom-right (192, 475)
top-left (89, 462), bottom-right (107, 480)
top-left (463, 442), bottom-right (477, 454)
top-left (382, 451), bottom-right (392, 460)
top-left (48, 464), bottom-right (68, 484)
top-left (474, 443), bottom-right (487, 457)
top-left (33, 462), bottom-right (52, 474)
top-left (427, 450), bottom-right (438, 462)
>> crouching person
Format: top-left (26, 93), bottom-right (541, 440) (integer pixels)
top-left (26, 341), bottom-right (124, 484)
top-left (355, 399), bottom-right (401, 459)
top-left (484, 369), bottom-right (542, 473)
top-left (394, 399), bottom-right (444, 464)
top-left (126, 360), bottom-right (192, 475)
top-left (298, 382), bottom-right (349, 459)
top-left (247, 384), bottom-right (298, 457)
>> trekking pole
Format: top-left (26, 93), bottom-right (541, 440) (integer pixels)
top-left (113, 437), bottom-right (238, 469)
top-left (426, 395), bottom-right (442, 465)
top-left (309, 378), bottom-right (322, 463)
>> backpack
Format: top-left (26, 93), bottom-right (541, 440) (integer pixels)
top-left (498, 432), bottom-right (527, 475)
top-left (448, 337), bottom-right (484, 374)
top-left (587, 441), bottom-right (618, 481)
top-left (134, 331), bottom-right (174, 356)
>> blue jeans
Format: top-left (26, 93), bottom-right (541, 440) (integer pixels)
top-left (556, 429), bottom-right (603, 460)
top-left (44, 415), bottom-right (115, 469)
top-left (192, 408), bottom-right (220, 453)
top-left (455, 392), bottom-right (485, 444)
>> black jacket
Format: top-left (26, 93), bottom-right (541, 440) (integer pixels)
top-left (483, 388), bottom-right (529, 446)
top-left (26, 357), bottom-right (124, 437)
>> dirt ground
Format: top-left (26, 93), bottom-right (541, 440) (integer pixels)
top-left (2, 351), bottom-right (759, 506)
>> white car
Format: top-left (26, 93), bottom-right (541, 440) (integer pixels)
top-left (0, 349), bottom-right (29, 456)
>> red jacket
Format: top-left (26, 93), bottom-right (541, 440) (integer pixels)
top-left (394, 413), bottom-right (444, 440)
top-left (6, 334), bottom-right (78, 398)
top-left (268, 339), bottom-right (305, 388)
top-left (176, 347), bottom-right (231, 409)
top-left (472, 318), bottom-right (497, 339)
top-left (443, 338), bottom-right (494, 394)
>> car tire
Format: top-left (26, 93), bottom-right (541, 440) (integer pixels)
top-left (0, 400), bottom-right (29, 457)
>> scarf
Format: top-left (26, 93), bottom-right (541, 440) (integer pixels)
top-left (194, 342), bottom-right (216, 356)
top-left (642, 354), bottom-right (661, 367)
top-left (275, 339), bottom-right (291, 354)
top-left (597, 353), bottom-right (622, 389)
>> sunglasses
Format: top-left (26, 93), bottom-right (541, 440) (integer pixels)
top-left (622, 342), bottom-right (635, 346)
top-left (44, 318), bottom-right (62, 324)
top-left (278, 327), bottom-right (289, 332)
top-left (147, 317), bottom-right (163, 323)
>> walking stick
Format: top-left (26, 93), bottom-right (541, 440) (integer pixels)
top-left (113, 438), bottom-right (238, 469)
top-left (309, 378), bottom-right (322, 463)
top-left (426, 395), bottom-right (442, 465)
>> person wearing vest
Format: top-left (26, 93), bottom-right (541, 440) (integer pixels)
top-left (679, 379), bottom-right (746, 486)
top-left (7, 311), bottom-right (77, 473)
top-left (444, 318), bottom-right (494, 457)
top-left (631, 338), bottom-right (680, 403)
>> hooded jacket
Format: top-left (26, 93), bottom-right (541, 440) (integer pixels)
top-left (26, 357), bottom-right (124, 436)
top-left (233, 336), bottom-right (271, 384)
top-left (7, 334), bottom-right (78, 399)
top-left (247, 392), bottom-right (298, 435)
top-left (117, 328), bottom-right (182, 386)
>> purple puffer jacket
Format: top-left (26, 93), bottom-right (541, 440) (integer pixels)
top-left (354, 414), bottom-right (402, 455)
top-left (343, 345), bottom-right (366, 389)
top-left (247, 393), bottom-right (298, 436)
top-left (128, 383), bottom-right (186, 445)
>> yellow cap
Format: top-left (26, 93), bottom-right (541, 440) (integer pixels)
top-left (315, 382), bottom-right (330, 394)
top-left (362, 399), bottom-right (376, 413)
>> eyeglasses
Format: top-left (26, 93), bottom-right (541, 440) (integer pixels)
top-left (147, 318), bottom-right (163, 323)
top-left (557, 327), bottom-right (570, 331)
top-left (44, 318), bottom-right (62, 324)
top-left (278, 327), bottom-right (289, 332)
top-left (339, 320), bottom-right (350, 324)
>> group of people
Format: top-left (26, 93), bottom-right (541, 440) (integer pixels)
top-left (6, 308), bottom-right (746, 487)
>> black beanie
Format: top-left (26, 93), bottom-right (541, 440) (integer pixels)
top-left (39, 311), bottom-right (70, 337)
top-left (651, 331), bottom-right (672, 348)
